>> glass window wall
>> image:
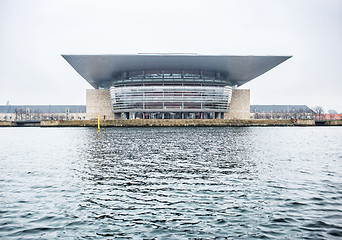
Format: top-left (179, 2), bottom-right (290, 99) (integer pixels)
top-left (109, 70), bottom-right (232, 113)
top-left (110, 85), bottom-right (232, 111)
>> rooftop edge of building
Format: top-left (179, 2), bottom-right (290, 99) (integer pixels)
top-left (62, 54), bottom-right (292, 89)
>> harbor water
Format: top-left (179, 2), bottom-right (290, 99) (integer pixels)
top-left (0, 127), bottom-right (342, 239)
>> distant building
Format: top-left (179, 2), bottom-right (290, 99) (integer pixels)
top-left (250, 105), bottom-right (315, 119)
top-left (317, 114), bottom-right (342, 120)
top-left (0, 105), bottom-right (86, 121)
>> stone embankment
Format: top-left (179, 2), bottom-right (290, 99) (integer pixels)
top-left (4, 119), bottom-right (342, 127)
top-left (315, 120), bottom-right (342, 126)
top-left (40, 119), bottom-right (316, 127)
top-left (0, 121), bottom-right (15, 127)
top-left (329, 120), bottom-right (342, 126)
top-left (0, 121), bottom-right (40, 127)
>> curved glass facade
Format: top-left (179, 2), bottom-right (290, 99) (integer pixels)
top-left (109, 70), bottom-right (233, 119)
top-left (110, 85), bottom-right (232, 111)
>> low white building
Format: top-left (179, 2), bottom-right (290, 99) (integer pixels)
top-left (0, 105), bottom-right (86, 121)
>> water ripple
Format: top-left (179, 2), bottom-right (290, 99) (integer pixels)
top-left (0, 127), bottom-right (342, 239)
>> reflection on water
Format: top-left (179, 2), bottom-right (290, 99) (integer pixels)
top-left (0, 127), bottom-right (342, 239)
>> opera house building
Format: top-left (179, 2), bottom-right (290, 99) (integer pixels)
top-left (63, 54), bottom-right (290, 120)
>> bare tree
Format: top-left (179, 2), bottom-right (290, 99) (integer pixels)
top-left (14, 108), bottom-right (18, 121)
top-left (313, 106), bottom-right (324, 120)
top-left (328, 109), bottom-right (337, 114)
top-left (328, 109), bottom-right (337, 120)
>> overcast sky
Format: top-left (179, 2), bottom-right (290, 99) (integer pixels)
top-left (1, 0), bottom-right (341, 112)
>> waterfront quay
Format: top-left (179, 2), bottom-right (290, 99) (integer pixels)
top-left (0, 119), bottom-right (320, 127)
top-left (41, 119), bottom-right (317, 127)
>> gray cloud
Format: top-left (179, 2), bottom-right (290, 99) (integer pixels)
top-left (1, 0), bottom-right (341, 112)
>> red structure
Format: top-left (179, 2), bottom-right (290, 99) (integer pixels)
top-left (316, 114), bottom-right (342, 120)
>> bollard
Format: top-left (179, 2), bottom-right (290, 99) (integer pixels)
top-left (98, 115), bottom-right (100, 132)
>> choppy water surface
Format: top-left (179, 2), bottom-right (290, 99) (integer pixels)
top-left (0, 127), bottom-right (342, 239)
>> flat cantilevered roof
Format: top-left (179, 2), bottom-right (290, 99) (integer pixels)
top-left (62, 54), bottom-right (291, 89)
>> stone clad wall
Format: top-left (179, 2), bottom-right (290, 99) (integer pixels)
top-left (224, 89), bottom-right (250, 120)
top-left (86, 89), bottom-right (114, 120)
